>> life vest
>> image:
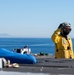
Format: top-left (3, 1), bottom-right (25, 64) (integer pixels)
top-left (51, 29), bottom-right (74, 58)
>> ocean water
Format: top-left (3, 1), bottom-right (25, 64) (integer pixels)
top-left (0, 38), bottom-right (74, 54)
top-left (0, 38), bottom-right (54, 54)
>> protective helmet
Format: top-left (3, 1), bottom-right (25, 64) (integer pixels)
top-left (61, 22), bottom-right (71, 28)
top-left (60, 22), bottom-right (71, 36)
top-left (24, 45), bottom-right (28, 48)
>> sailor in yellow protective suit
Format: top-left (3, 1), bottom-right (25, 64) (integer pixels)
top-left (51, 22), bottom-right (74, 59)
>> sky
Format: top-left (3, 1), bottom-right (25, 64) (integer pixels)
top-left (0, 0), bottom-right (74, 38)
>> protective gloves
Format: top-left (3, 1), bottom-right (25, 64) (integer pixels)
top-left (58, 24), bottom-right (64, 29)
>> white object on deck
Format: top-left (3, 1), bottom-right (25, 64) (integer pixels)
top-left (21, 48), bottom-right (31, 54)
top-left (13, 48), bottom-right (31, 54)
top-left (0, 58), bottom-right (3, 69)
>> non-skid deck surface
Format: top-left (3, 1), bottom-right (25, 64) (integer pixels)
top-left (2, 56), bottom-right (74, 74)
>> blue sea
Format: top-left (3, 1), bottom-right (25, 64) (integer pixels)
top-left (0, 38), bottom-right (74, 54)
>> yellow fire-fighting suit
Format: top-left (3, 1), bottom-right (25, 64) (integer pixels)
top-left (51, 29), bottom-right (74, 59)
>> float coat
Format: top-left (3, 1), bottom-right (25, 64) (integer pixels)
top-left (51, 29), bottom-right (74, 58)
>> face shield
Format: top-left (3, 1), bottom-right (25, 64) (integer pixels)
top-left (61, 26), bottom-right (71, 36)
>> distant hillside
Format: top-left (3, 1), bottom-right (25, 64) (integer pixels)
top-left (0, 33), bottom-right (10, 37)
